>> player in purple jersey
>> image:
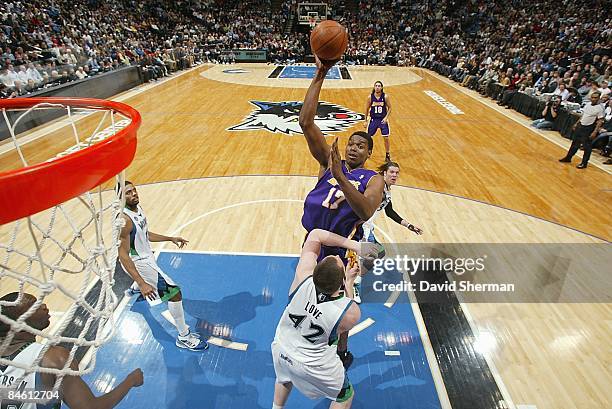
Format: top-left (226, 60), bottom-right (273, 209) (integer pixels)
top-left (301, 141), bottom-right (380, 248)
top-left (299, 55), bottom-right (384, 257)
top-left (364, 81), bottom-right (393, 162)
top-left (299, 54), bottom-right (385, 369)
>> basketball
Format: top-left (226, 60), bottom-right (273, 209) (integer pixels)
top-left (310, 20), bottom-right (348, 61)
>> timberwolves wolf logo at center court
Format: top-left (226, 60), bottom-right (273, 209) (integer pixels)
top-left (228, 101), bottom-right (365, 135)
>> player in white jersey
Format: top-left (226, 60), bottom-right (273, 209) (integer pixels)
top-left (353, 162), bottom-right (423, 303)
top-left (118, 181), bottom-right (207, 351)
top-left (0, 292), bottom-right (143, 408)
top-left (271, 229), bottom-right (379, 409)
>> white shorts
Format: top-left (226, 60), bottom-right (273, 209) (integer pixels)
top-left (124, 257), bottom-right (178, 305)
top-left (271, 341), bottom-right (346, 401)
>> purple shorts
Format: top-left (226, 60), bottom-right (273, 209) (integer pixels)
top-left (367, 118), bottom-right (390, 136)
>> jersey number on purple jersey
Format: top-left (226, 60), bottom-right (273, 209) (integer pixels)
top-left (322, 187), bottom-right (346, 209)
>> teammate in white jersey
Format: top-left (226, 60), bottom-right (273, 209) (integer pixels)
top-left (271, 229), bottom-right (379, 409)
top-left (0, 292), bottom-right (143, 409)
top-left (118, 181), bottom-right (207, 351)
top-left (354, 162), bottom-right (423, 303)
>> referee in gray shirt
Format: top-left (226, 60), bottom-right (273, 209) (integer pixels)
top-left (559, 91), bottom-right (605, 168)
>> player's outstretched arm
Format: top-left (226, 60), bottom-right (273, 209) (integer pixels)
top-left (338, 264), bottom-right (361, 333)
top-left (298, 55), bottom-right (338, 170)
top-left (343, 262), bottom-right (360, 300)
top-left (147, 231), bottom-right (188, 248)
top-left (41, 346), bottom-right (143, 409)
top-left (337, 261), bottom-right (361, 332)
top-left (290, 229), bottom-right (361, 293)
top-left (384, 201), bottom-right (423, 235)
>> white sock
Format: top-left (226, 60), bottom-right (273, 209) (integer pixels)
top-left (168, 301), bottom-right (189, 336)
top-left (354, 275), bottom-right (362, 285)
top-left (272, 404), bottom-right (285, 409)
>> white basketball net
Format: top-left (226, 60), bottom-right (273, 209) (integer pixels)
top-left (0, 102), bottom-right (131, 392)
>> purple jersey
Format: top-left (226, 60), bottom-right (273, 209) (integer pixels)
top-left (369, 92), bottom-right (387, 119)
top-left (302, 161), bottom-right (377, 242)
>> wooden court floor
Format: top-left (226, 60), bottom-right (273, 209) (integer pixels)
top-left (1, 64), bottom-right (610, 409)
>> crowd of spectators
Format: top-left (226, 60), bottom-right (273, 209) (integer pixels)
top-left (399, 0), bottom-right (611, 161)
top-left (0, 0), bottom-right (212, 97)
top-left (333, 0), bottom-right (611, 161)
top-left (408, 0), bottom-right (611, 106)
top-left (0, 0), bottom-right (308, 98)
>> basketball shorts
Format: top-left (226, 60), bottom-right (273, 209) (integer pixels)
top-left (271, 341), bottom-right (351, 402)
top-left (367, 118), bottom-right (390, 137)
top-left (126, 257), bottom-right (180, 305)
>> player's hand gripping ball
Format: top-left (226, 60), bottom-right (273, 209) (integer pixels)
top-left (310, 20), bottom-right (348, 61)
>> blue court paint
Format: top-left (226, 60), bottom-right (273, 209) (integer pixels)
top-left (80, 253), bottom-right (441, 409)
top-left (279, 66), bottom-right (342, 79)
